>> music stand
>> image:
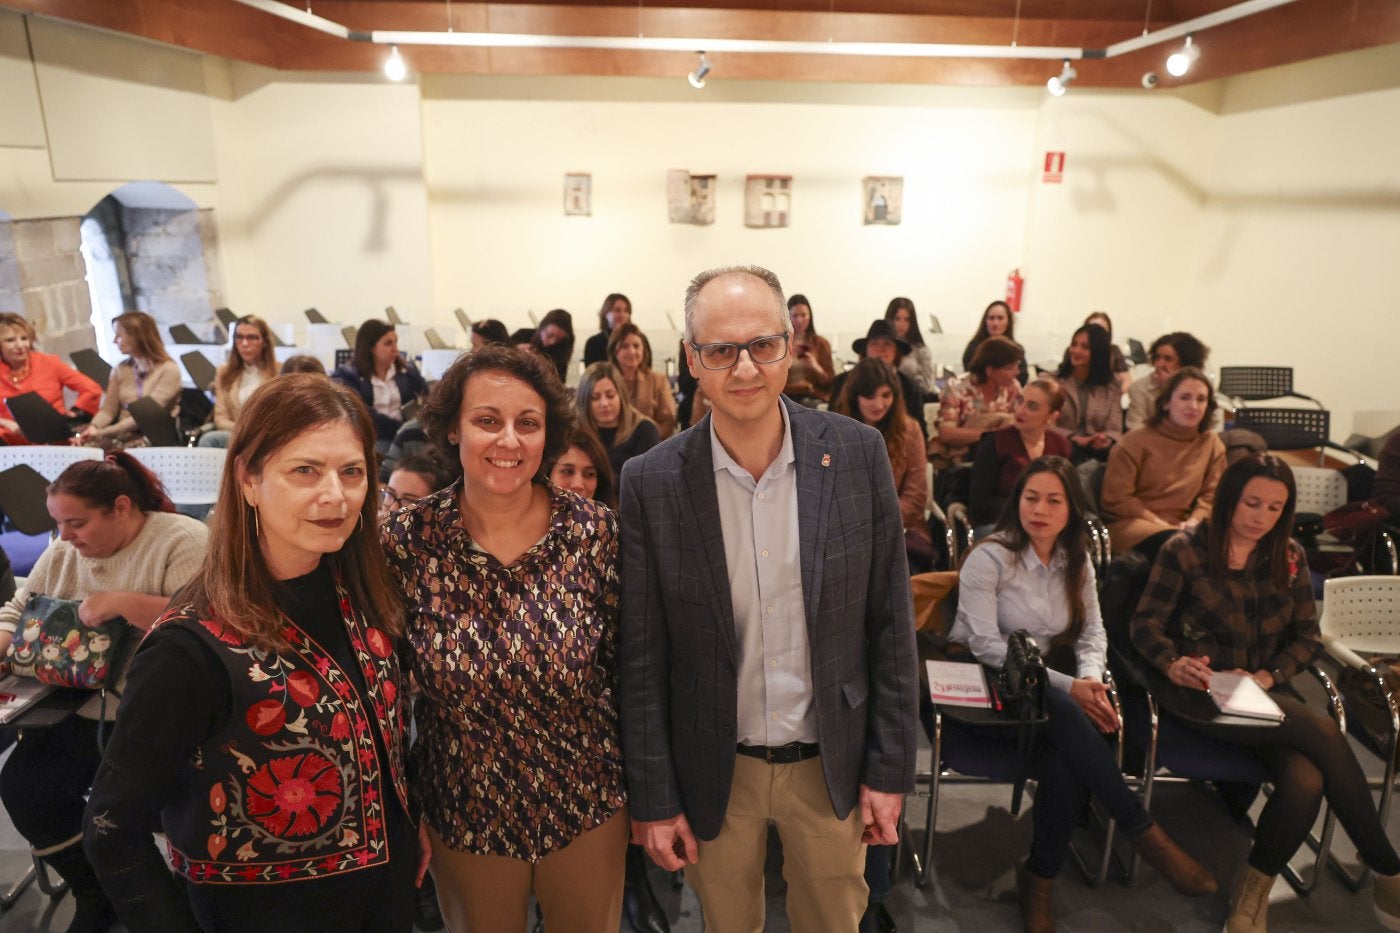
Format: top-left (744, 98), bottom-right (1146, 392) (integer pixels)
top-left (180, 351), bottom-right (219, 392)
top-left (7, 393), bottom-right (73, 444)
top-left (69, 349), bottom-right (112, 388)
top-left (127, 397), bottom-right (183, 447)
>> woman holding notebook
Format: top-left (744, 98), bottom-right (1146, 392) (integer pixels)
top-left (1131, 453), bottom-right (1400, 932)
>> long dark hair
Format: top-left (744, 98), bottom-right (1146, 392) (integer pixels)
top-left (219, 314), bottom-right (278, 394)
top-left (973, 300), bottom-right (1015, 342)
top-left (546, 428), bottom-right (616, 508)
top-left (1148, 366), bottom-right (1217, 434)
top-left (351, 319), bottom-right (399, 377)
top-left (787, 294), bottom-right (818, 338)
top-left (530, 308), bottom-right (576, 381)
top-left (835, 358), bottom-right (915, 476)
top-left (1057, 323), bottom-right (1114, 388)
top-left (194, 375), bottom-right (403, 651)
top-left (984, 456), bottom-right (1092, 651)
top-left (1205, 453), bottom-right (1298, 589)
top-left (49, 451), bottom-right (175, 514)
top-left (884, 297), bottom-right (925, 347)
top-left (113, 311), bottom-right (171, 366)
top-left (596, 293), bottom-right (631, 333)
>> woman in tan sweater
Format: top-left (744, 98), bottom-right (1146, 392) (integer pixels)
top-left (1101, 367), bottom-right (1225, 557)
top-left (607, 322), bottom-right (676, 438)
top-left (75, 311), bottom-right (181, 448)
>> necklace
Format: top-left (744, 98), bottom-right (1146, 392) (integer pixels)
top-left (6, 363), bottom-right (28, 384)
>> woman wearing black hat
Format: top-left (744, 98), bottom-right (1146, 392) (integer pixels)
top-left (829, 319), bottom-right (927, 438)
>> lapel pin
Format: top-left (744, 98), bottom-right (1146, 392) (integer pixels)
top-left (821, 453), bottom-right (831, 468)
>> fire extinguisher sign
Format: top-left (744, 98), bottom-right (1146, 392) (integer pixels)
top-left (1043, 151), bottom-right (1066, 184)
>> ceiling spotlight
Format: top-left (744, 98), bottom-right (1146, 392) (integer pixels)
top-left (384, 45), bottom-right (407, 81)
top-left (688, 52), bottom-right (710, 89)
top-left (1165, 35), bottom-right (1200, 77)
top-left (1046, 59), bottom-right (1077, 97)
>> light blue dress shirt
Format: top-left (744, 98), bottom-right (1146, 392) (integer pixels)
top-left (710, 404), bottom-right (817, 746)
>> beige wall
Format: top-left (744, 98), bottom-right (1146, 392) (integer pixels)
top-left (0, 10), bottom-right (1395, 436)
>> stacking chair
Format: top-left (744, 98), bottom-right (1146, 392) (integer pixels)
top-left (127, 397), bottom-right (184, 447)
top-left (69, 349), bottom-right (112, 388)
top-left (1217, 367), bottom-right (1318, 407)
top-left (0, 445), bottom-right (100, 480)
top-left (180, 350), bottom-right (219, 392)
top-left (1231, 407), bottom-right (1339, 467)
top-left (1101, 555), bottom-right (1343, 894)
top-left (126, 447), bottom-right (227, 508)
top-left (1317, 576), bottom-right (1400, 889)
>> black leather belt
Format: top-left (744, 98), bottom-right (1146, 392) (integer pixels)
top-left (736, 742), bottom-right (820, 765)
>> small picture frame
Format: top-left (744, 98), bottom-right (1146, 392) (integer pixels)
top-left (862, 176), bottom-right (903, 225)
top-left (667, 169), bottom-right (716, 225)
top-left (744, 175), bottom-right (792, 228)
top-left (564, 173), bottom-right (592, 216)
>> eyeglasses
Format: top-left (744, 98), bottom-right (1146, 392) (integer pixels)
top-left (234, 333), bottom-right (263, 342)
top-left (380, 488), bottom-right (411, 510)
top-left (689, 334), bottom-right (789, 370)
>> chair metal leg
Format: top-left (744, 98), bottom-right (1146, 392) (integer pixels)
top-left (32, 856), bottom-right (65, 898)
top-left (915, 710), bottom-right (944, 888)
top-left (0, 863), bottom-right (35, 910)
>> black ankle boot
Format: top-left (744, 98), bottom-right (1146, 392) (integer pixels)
top-left (42, 845), bottom-right (117, 933)
top-left (623, 843), bottom-right (669, 933)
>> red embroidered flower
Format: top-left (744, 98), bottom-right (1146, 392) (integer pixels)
top-left (365, 629), bottom-right (393, 659)
top-left (245, 752), bottom-right (343, 838)
top-left (329, 712), bottom-right (351, 741)
top-left (286, 671), bottom-right (321, 707)
top-left (200, 619), bottom-right (245, 647)
top-left (381, 679), bottom-right (398, 708)
top-left (246, 700), bottom-right (286, 736)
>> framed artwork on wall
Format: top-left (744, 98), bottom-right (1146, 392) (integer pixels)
top-left (667, 169), bottom-right (716, 225)
top-left (744, 175), bottom-right (791, 228)
top-left (564, 173), bottom-right (592, 216)
top-left (862, 176), bottom-right (903, 225)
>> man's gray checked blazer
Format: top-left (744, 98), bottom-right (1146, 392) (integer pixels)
top-left (618, 396), bottom-right (919, 840)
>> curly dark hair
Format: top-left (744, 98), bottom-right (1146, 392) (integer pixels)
top-left (419, 344), bottom-right (576, 481)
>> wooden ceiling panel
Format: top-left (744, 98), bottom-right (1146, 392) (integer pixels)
top-left (0, 0), bottom-right (1394, 88)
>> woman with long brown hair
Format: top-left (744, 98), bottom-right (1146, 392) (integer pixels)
top-left (607, 322), bottom-right (677, 438)
top-left (75, 311), bottom-right (181, 448)
top-left (0, 452), bottom-right (207, 933)
top-left (576, 361), bottom-right (661, 478)
top-left (198, 314), bottom-right (279, 448)
top-left (950, 456), bottom-right (1214, 931)
top-left (85, 375), bottom-right (421, 931)
top-left (332, 319), bottom-right (429, 451)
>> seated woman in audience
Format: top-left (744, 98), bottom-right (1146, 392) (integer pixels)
top-left (280, 353), bottom-right (326, 375)
top-left (934, 335), bottom-right (1023, 466)
top-left (1130, 453), bottom-right (1400, 932)
top-left (836, 358), bottom-right (932, 572)
top-left (784, 293), bottom-right (834, 406)
top-left (886, 296), bottom-right (935, 399)
top-left (382, 345), bottom-right (628, 932)
top-left (199, 314), bottom-right (279, 448)
top-left (1125, 332), bottom-right (1209, 431)
top-left (0, 453), bottom-right (207, 933)
top-left (583, 293), bottom-right (632, 366)
top-left (547, 428), bottom-right (615, 507)
top-left (381, 451), bottom-right (455, 521)
top-left (1101, 367), bottom-right (1225, 558)
top-left (969, 377), bottom-right (1072, 529)
top-left (75, 311), bottom-right (181, 449)
top-left (576, 361), bottom-right (661, 477)
top-left (85, 376), bottom-right (419, 932)
top-left (830, 320), bottom-right (928, 437)
top-left (1054, 323), bottom-right (1123, 464)
top-left (950, 456), bottom-right (1214, 932)
top-left (470, 318), bottom-right (510, 350)
top-left (962, 300), bottom-right (1028, 384)
top-left (530, 308), bottom-right (577, 383)
top-left (332, 319), bottom-right (429, 451)
top-left (0, 312), bottom-right (102, 444)
top-left (608, 322), bottom-right (677, 439)
top-left (1083, 311), bottom-right (1132, 390)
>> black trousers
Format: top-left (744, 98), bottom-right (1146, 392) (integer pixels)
top-left (0, 714), bottom-right (102, 851)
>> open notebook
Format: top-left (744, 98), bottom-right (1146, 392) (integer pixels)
top-left (1208, 671), bottom-right (1286, 722)
top-left (0, 676), bottom-right (54, 725)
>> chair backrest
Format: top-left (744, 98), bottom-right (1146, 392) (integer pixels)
top-left (128, 397), bottom-right (184, 447)
top-left (1231, 407), bottom-right (1329, 453)
top-left (180, 351), bottom-right (219, 392)
top-left (305, 307), bottom-right (329, 324)
top-left (1319, 576), bottom-right (1400, 656)
top-left (126, 447), bottom-right (228, 506)
top-left (0, 465), bottom-right (58, 535)
top-left (334, 348), bottom-right (353, 370)
top-left (453, 308), bottom-right (471, 332)
top-left (0, 445), bottom-right (101, 481)
top-left (69, 349), bottom-right (112, 388)
top-left (169, 323), bottom-right (202, 345)
top-left (215, 307), bottom-right (239, 327)
top-left (424, 328), bottom-right (449, 350)
top-left (911, 571), bottom-right (958, 635)
top-left (1218, 366), bottom-right (1294, 401)
top-left (385, 306), bottom-right (405, 326)
top-left (1291, 466), bottom-right (1348, 515)
top-left (341, 325), bottom-right (357, 348)
top-left (1127, 337), bottom-right (1148, 366)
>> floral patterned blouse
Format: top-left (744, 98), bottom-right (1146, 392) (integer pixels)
top-left (381, 481), bottom-right (626, 861)
top-left (937, 371), bottom-right (1020, 429)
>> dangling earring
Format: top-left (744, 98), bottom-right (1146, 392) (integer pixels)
top-left (251, 505), bottom-right (261, 539)
top-left (356, 512), bottom-right (364, 533)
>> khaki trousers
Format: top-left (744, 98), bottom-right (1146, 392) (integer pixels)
top-left (426, 807), bottom-right (628, 933)
top-left (688, 754), bottom-right (867, 933)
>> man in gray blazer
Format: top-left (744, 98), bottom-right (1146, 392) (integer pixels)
top-left (619, 265), bottom-right (919, 931)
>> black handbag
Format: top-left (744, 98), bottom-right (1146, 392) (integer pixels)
top-left (997, 629), bottom-right (1047, 815)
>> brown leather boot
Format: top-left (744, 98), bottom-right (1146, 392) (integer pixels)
top-left (1017, 866), bottom-right (1056, 933)
top-left (1225, 865), bottom-right (1274, 933)
top-left (1130, 823), bottom-right (1217, 896)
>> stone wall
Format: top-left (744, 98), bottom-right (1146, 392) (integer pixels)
top-left (122, 204), bottom-right (219, 339)
top-left (12, 217), bottom-right (95, 357)
top-left (0, 221), bottom-right (19, 315)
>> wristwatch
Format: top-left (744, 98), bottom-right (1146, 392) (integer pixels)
top-left (1270, 668), bottom-right (1286, 687)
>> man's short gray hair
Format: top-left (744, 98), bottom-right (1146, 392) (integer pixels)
top-left (683, 265), bottom-right (791, 344)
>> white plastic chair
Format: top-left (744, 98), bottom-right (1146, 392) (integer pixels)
top-left (1318, 575), bottom-right (1400, 888)
top-left (0, 446), bottom-right (101, 481)
top-left (1293, 466), bottom-right (1348, 515)
top-left (126, 447), bottom-right (227, 506)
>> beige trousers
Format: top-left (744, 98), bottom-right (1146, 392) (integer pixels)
top-left (688, 754), bottom-right (867, 933)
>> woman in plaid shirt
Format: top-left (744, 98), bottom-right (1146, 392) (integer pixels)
top-left (1131, 453), bottom-right (1400, 932)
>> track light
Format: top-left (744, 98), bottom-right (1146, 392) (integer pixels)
top-left (1165, 35), bottom-right (1200, 77)
top-left (1046, 59), bottom-right (1076, 96)
top-left (688, 52), bottom-right (710, 89)
top-left (384, 45), bottom-right (407, 81)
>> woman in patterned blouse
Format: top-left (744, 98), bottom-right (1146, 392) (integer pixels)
top-left (1130, 454), bottom-right (1400, 932)
top-left (382, 344), bottom-right (629, 932)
